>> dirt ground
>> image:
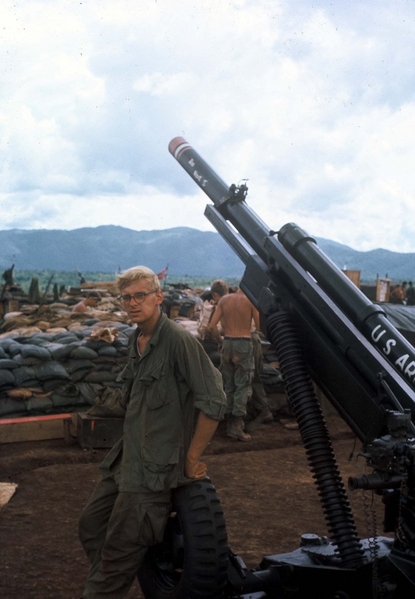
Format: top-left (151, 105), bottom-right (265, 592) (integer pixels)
top-left (0, 415), bottom-right (388, 599)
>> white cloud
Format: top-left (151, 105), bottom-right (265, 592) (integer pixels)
top-left (0, 185), bottom-right (210, 232)
top-left (1, 0), bottom-right (415, 254)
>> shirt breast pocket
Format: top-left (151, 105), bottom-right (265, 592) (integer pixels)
top-left (140, 360), bottom-right (171, 410)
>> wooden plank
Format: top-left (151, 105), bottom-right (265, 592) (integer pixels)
top-left (0, 414), bottom-right (72, 444)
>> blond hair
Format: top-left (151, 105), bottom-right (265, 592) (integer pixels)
top-left (116, 266), bottom-right (161, 292)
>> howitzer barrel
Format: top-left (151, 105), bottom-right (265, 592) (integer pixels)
top-left (169, 137), bottom-right (271, 262)
top-left (278, 223), bottom-right (415, 394)
top-left (168, 138), bottom-right (229, 205)
top-left (169, 137), bottom-right (415, 404)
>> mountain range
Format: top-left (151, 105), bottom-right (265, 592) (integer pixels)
top-left (0, 225), bottom-right (414, 283)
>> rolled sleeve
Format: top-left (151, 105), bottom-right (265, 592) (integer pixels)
top-left (194, 393), bottom-right (227, 420)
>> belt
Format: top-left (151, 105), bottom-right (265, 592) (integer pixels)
top-left (224, 336), bottom-right (251, 341)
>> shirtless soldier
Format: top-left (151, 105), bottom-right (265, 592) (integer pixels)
top-left (208, 287), bottom-right (259, 441)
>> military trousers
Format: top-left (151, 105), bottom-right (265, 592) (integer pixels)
top-left (79, 473), bottom-right (171, 599)
top-left (250, 332), bottom-right (270, 412)
top-left (221, 338), bottom-right (254, 417)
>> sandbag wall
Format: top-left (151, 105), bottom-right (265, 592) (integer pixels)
top-left (0, 321), bottom-right (135, 418)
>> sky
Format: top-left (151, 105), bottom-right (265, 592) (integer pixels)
top-left (1, 0), bottom-right (415, 252)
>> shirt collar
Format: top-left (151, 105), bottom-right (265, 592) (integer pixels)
top-left (131, 311), bottom-right (167, 359)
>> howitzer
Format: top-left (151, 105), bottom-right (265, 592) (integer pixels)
top-left (137, 139), bottom-right (415, 599)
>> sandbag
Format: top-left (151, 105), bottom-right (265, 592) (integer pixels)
top-left (29, 333), bottom-right (56, 343)
top-left (0, 338), bottom-right (19, 350)
top-left (70, 369), bottom-right (90, 382)
top-left (43, 378), bottom-right (74, 392)
top-left (86, 363), bottom-right (110, 372)
top-left (48, 343), bottom-right (79, 361)
top-left (50, 393), bottom-right (81, 408)
top-left (48, 381), bottom-right (79, 397)
top-left (19, 379), bottom-right (40, 388)
top-left (113, 337), bottom-right (129, 348)
top-left (14, 366), bottom-right (36, 386)
top-left (0, 302), bottom-right (136, 418)
top-left (69, 346), bottom-right (99, 360)
top-left (83, 339), bottom-right (109, 350)
top-left (14, 331), bottom-right (46, 342)
top-left (64, 359), bottom-right (96, 374)
top-left (7, 342), bottom-right (24, 358)
top-left (7, 388), bottom-right (33, 399)
top-left (53, 332), bottom-right (80, 344)
top-left (116, 346), bottom-right (128, 355)
top-left (35, 361), bottom-right (70, 381)
top-left (76, 327), bottom-right (94, 337)
top-left (97, 346), bottom-right (120, 357)
top-left (13, 355), bottom-right (43, 367)
top-left (0, 397), bottom-right (26, 416)
top-left (46, 327), bottom-right (67, 334)
top-left (94, 356), bottom-right (118, 364)
top-left (20, 344), bottom-right (52, 360)
top-left (84, 371), bottom-right (117, 383)
top-left (25, 396), bottom-right (54, 412)
top-left (0, 369), bottom-right (16, 388)
top-left (49, 302), bottom-right (70, 310)
top-left (1, 317), bottom-right (32, 331)
top-left (0, 359), bottom-right (17, 370)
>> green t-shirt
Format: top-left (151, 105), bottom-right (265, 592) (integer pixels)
top-left (100, 312), bottom-right (226, 493)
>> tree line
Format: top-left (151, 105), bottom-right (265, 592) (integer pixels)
top-left (12, 270), bottom-right (241, 295)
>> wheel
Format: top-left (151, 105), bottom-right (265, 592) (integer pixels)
top-left (138, 478), bottom-right (229, 598)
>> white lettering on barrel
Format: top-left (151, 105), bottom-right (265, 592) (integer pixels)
top-left (395, 354), bottom-right (409, 371)
top-left (371, 325), bottom-right (386, 343)
top-left (404, 361), bottom-right (415, 379)
top-left (383, 338), bottom-right (397, 355)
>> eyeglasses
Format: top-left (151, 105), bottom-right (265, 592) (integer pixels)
top-left (118, 291), bottom-right (158, 304)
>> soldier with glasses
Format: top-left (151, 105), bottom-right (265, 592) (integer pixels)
top-left (79, 265), bottom-right (226, 599)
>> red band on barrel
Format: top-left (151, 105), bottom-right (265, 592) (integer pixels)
top-left (168, 137), bottom-right (192, 160)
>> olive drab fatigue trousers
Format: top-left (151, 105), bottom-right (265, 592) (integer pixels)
top-left (250, 332), bottom-right (270, 412)
top-left (220, 338), bottom-right (255, 417)
top-left (79, 473), bottom-right (171, 599)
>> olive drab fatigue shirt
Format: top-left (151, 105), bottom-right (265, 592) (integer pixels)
top-left (100, 312), bottom-right (226, 493)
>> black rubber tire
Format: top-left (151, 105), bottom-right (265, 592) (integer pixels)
top-left (137, 478), bottom-right (229, 599)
